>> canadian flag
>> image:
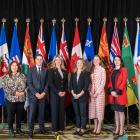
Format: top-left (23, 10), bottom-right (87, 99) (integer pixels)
top-left (59, 23), bottom-right (69, 70)
top-left (69, 22), bottom-right (82, 72)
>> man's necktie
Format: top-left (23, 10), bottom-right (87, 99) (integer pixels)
top-left (38, 67), bottom-right (42, 92)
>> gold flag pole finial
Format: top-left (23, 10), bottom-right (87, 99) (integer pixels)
top-left (136, 17), bottom-right (140, 22)
top-left (103, 17), bottom-right (107, 24)
top-left (75, 17), bottom-right (79, 23)
top-left (123, 17), bottom-right (128, 25)
top-left (87, 17), bottom-right (92, 25)
top-left (61, 18), bottom-right (66, 28)
top-left (14, 18), bottom-right (18, 26)
top-left (114, 17), bottom-right (118, 23)
top-left (2, 18), bottom-right (6, 25)
top-left (26, 18), bottom-right (30, 23)
top-left (52, 18), bottom-right (56, 26)
top-left (61, 18), bottom-right (66, 24)
top-left (40, 18), bottom-right (44, 23)
top-left (123, 17), bottom-right (128, 22)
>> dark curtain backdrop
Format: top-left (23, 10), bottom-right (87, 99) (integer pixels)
top-left (0, 0), bottom-right (140, 55)
top-left (0, 0), bottom-right (139, 123)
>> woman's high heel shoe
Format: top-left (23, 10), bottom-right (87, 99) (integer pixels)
top-left (113, 132), bottom-right (119, 135)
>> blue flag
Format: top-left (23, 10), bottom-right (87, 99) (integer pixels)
top-left (0, 24), bottom-right (9, 106)
top-left (10, 24), bottom-right (21, 63)
top-left (0, 88), bottom-right (5, 106)
top-left (83, 25), bottom-right (94, 61)
top-left (48, 24), bottom-right (57, 62)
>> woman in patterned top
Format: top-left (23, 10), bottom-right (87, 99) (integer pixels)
top-left (2, 61), bottom-right (26, 138)
top-left (89, 55), bottom-right (106, 135)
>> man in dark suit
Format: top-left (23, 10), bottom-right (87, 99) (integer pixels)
top-left (27, 54), bottom-right (48, 138)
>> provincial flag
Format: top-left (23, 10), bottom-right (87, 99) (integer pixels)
top-left (0, 23), bottom-right (9, 106)
top-left (122, 22), bottom-right (138, 106)
top-left (83, 24), bottom-right (94, 61)
top-left (98, 20), bottom-right (110, 104)
top-left (22, 23), bottom-right (35, 75)
top-left (10, 24), bottom-right (21, 63)
top-left (133, 21), bottom-right (140, 106)
top-left (110, 22), bottom-right (121, 64)
top-left (48, 23), bottom-right (57, 63)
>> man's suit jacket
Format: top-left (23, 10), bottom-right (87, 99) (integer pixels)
top-left (27, 66), bottom-right (48, 100)
top-left (70, 70), bottom-right (89, 102)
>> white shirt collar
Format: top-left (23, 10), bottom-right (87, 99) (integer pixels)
top-left (36, 65), bottom-right (42, 71)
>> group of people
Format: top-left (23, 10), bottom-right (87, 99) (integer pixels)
top-left (2, 54), bottom-right (128, 138)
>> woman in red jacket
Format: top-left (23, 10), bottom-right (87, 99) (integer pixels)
top-left (108, 56), bottom-right (128, 136)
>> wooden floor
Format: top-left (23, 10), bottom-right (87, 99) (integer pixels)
top-left (0, 124), bottom-right (140, 140)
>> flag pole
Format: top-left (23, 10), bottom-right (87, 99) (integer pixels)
top-left (114, 17), bottom-right (118, 24)
top-left (123, 17), bottom-right (130, 130)
top-left (25, 18), bottom-right (30, 131)
top-left (61, 18), bottom-right (67, 129)
top-left (26, 18), bottom-right (30, 27)
top-left (1, 18), bottom-right (6, 129)
top-left (14, 18), bottom-right (18, 26)
top-left (40, 18), bottom-right (44, 24)
top-left (61, 18), bottom-right (66, 24)
top-left (103, 17), bottom-right (107, 25)
top-left (14, 18), bottom-right (18, 127)
top-left (136, 17), bottom-right (140, 129)
top-left (52, 18), bottom-right (56, 25)
top-left (75, 17), bottom-right (79, 24)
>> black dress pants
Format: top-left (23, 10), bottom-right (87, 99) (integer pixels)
top-left (6, 99), bottom-right (24, 130)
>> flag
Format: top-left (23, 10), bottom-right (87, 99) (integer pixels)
top-left (133, 21), bottom-right (140, 106)
top-left (36, 22), bottom-right (47, 64)
top-left (110, 22), bottom-right (121, 64)
top-left (98, 21), bottom-right (110, 104)
top-left (10, 24), bottom-right (21, 63)
top-left (0, 23), bottom-right (9, 106)
top-left (59, 23), bottom-right (69, 70)
top-left (83, 24), bottom-right (94, 61)
top-left (22, 23), bottom-right (35, 75)
top-left (122, 22), bottom-right (138, 106)
top-left (48, 23), bottom-right (57, 63)
top-left (69, 22), bottom-right (82, 72)
top-left (59, 23), bottom-right (71, 107)
top-left (98, 22), bottom-right (110, 67)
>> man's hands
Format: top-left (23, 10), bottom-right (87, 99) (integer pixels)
top-left (35, 92), bottom-right (46, 99)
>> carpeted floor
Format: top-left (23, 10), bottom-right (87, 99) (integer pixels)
top-left (0, 124), bottom-right (140, 140)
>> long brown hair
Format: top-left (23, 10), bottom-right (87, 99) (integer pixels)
top-left (90, 55), bottom-right (105, 74)
top-left (8, 61), bottom-right (21, 77)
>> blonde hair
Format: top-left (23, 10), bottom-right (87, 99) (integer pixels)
top-left (73, 58), bottom-right (86, 73)
top-left (49, 55), bottom-right (66, 70)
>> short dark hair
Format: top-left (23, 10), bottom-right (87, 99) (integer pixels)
top-left (35, 54), bottom-right (43, 59)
